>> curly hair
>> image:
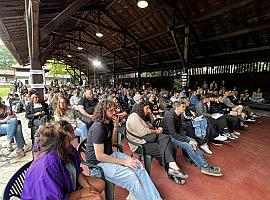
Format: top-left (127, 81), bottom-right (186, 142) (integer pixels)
top-left (132, 101), bottom-right (152, 122)
top-left (37, 120), bottom-right (73, 164)
top-left (55, 95), bottom-right (69, 117)
top-left (92, 100), bottom-right (115, 122)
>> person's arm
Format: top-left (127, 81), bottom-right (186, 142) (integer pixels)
top-left (78, 106), bottom-right (92, 118)
top-left (94, 143), bottom-right (137, 169)
top-left (195, 103), bottom-right (212, 117)
top-left (25, 103), bottom-right (36, 119)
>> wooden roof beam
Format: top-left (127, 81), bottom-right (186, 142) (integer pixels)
top-left (201, 24), bottom-right (270, 42)
top-left (69, 16), bottom-right (123, 33)
top-left (210, 46), bottom-right (270, 57)
top-left (40, 0), bottom-right (90, 41)
top-left (81, 29), bottom-right (137, 70)
top-left (103, 10), bottom-right (162, 66)
top-left (51, 31), bottom-right (101, 46)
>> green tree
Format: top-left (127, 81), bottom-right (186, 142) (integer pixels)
top-left (0, 45), bottom-right (17, 69)
top-left (48, 60), bottom-right (70, 75)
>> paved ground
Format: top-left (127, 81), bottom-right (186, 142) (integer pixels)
top-left (0, 112), bottom-right (32, 199)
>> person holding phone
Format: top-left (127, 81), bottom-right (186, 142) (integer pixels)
top-left (86, 100), bottom-right (162, 200)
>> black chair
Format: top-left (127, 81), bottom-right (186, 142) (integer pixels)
top-left (123, 129), bottom-right (152, 175)
top-left (77, 139), bottom-right (122, 200)
top-left (3, 161), bottom-right (32, 199)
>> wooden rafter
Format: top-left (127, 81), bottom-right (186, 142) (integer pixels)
top-left (40, 0), bottom-right (90, 41)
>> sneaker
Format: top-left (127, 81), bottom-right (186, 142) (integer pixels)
top-left (214, 134), bottom-right (228, 141)
top-left (209, 166), bottom-right (221, 173)
top-left (223, 133), bottom-right (235, 140)
top-left (200, 143), bottom-right (212, 155)
top-left (245, 118), bottom-right (256, 122)
top-left (7, 143), bottom-right (15, 152)
top-left (201, 167), bottom-right (223, 176)
top-left (210, 140), bottom-right (223, 146)
top-left (230, 132), bottom-right (239, 139)
top-left (16, 149), bottom-right (26, 158)
top-left (233, 131), bottom-right (241, 136)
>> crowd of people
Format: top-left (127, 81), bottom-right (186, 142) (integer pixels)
top-left (0, 79), bottom-right (264, 199)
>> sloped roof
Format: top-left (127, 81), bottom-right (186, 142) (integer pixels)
top-left (0, 0), bottom-right (270, 75)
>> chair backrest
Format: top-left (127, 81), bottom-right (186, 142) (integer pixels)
top-left (3, 161), bottom-right (32, 199)
top-left (77, 138), bottom-right (87, 162)
top-left (153, 118), bottom-right (162, 128)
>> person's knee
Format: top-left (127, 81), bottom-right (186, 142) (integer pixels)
top-left (92, 178), bottom-right (105, 193)
top-left (8, 118), bottom-right (18, 125)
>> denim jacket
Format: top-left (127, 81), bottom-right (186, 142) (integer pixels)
top-left (191, 117), bottom-right (208, 139)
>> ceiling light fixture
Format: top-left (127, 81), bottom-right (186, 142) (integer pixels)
top-left (137, 0), bottom-right (148, 8)
top-left (92, 59), bottom-right (101, 67)
top-left (67, 54), bottom-right (72, 58)
top-left (77, 30), bottom-right (84, 50)
top-left (96, 10), bottom-right (103, 38)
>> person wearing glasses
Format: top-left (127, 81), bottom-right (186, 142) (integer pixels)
top-left (86, 100), bottom-right (163, 200)
top-left (22, 120), bottom-right (104, 200)
top-left (25, 93), bottom-right (50, 128)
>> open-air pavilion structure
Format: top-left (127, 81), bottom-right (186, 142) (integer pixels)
top-left (0, 0), bottom-right (270, 93)
top-left (0, 1), bottom-right (270, 199)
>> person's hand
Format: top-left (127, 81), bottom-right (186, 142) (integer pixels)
top-left (34, 112), bottom-right (41, 116)
top-left (41, 111), bottom-right (45, 116)
top-left (155, 128), bottom-right (163, 134)
top-left (78, 187), bottom-right (102, 200)
top-left (124, 157), bottom-right (138, 170)
top-left (112, 115), bottom-right (119, 127)
top-left (189, 140), bottom-right (198, 150)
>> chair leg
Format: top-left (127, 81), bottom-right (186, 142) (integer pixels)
top-left (144, 155), bottom-right (152, 175)
top-left (105, 180), bottom-right (115, 200)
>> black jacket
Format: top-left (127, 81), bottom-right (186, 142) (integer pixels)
top-left (161, 109), bottom-right (189, 143)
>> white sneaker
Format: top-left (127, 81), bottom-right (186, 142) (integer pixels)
top-left (200, 143), bottom-right (212, 155)
top-left (214, 134), bottom-right (228, 141)
top-left (230, 132), bottom-right (239, 139)
top-left (232, 131), bottom-right (241, 136)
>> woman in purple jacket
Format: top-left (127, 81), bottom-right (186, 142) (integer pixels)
top-left (21, 120), bottom-right (104, 200)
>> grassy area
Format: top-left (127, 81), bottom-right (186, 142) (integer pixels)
top-left (0, 87), bottom-right (11, 98)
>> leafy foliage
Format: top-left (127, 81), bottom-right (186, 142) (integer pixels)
top-left (0, 45), bottom-right (17, 69)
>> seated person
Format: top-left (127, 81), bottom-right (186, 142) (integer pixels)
top-left (147, 93), bottom-right (161, 119)
top-left (0, 101), bottom-right (25, 157)
top-left (161, 100), bottom-right (222, 176)
top-left (7, 87), bottom-right (23, 113)
top-left (25, 93), bottom-right (50, 128)
top-left (54, 96), bottom-right (88, 139)
top-left (22, 120), bottom-right (104, 200)
top-left (250, 88), bottom-right (265, 103)
top-left (86, 100), bottom-right (163, 199)
top-left (126, 101), bottom-right (188, 185)
top-left (78, 88), bottom-right (98, 128)
top-left (223, 91), bottom-right (246, 120)
top-left (209, 94), bottom-right (240, 137)
top-left (190, 91), bottom-right (200, 106)
top-left (70, 89), bottom-right (81, 111)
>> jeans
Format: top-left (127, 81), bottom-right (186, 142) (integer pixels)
top-left (170, 136), bottom-right (208, 168)
top-left (75, 122), bottom-right (88, 138)
top-left (0, 118), bottom-right (24, 149)
top-left (91, 152), bottom-right (162, 200)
